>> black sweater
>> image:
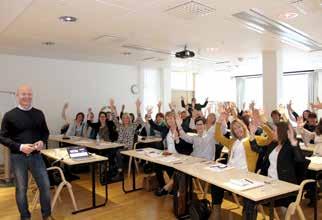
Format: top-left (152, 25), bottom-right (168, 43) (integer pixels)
top-left (0, 107), bottom-right (49, 154)
top-left (87, 120), bottom-right (118, 142)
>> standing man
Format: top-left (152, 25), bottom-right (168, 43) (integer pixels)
top-left (0, 85), bottom-right (51, 220)
top-left (181, 96), bottom-right (208, 115)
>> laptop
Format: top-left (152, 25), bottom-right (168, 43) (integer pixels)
top-left (67, 146), bottom-right (90, 161)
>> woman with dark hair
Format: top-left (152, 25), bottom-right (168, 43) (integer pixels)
top-left (66, 112), bottom-right (86, 137)
top-left (249, 121), bottom-right (308, 218)
top-left (147, 110), bottom-right (192, 196)
top-left (297, 117), bottom-right (322, 152)
top-left (87, 111), bottom-right (118, 142)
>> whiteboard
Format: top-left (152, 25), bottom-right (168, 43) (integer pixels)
top-left (0, 91), bottom-right (16, 165)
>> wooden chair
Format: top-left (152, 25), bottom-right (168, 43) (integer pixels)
top-left (258, 179), bottom-right (315, 220)
top-left (127, 142), bottom-right (140, 179)
top-left (31, 166), bottom-right (78, 212)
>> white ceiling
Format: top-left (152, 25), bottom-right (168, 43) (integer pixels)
top-left (0, 0), bottom-right (322, 69)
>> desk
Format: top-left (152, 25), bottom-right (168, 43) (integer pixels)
top-left (137, 136), bottom-right (162, 144)
top-left (122, 148), bottom-right (299, 220)
top-left (300, 143), bottom-right (315, 153)
top-left (305, 156), bottom-right (322, 220)
top-left (41, 148), bottom-right (108, 214)
top-left (49, 135), bottom-right (124, 150)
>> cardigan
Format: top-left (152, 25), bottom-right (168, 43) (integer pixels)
top-left (214, 122), bottom-right (274, 172)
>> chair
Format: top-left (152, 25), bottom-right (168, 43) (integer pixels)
top-left (127, 142), bottom-right (140, 179)
top-left (258, 179), bottom-right (315, 220)
top-left (31, 166), bottom-right (78, 212)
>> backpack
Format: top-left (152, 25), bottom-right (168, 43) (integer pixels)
top-left (189, 199), bottom-right (211, 220)
top-left (173, 172), bottom-right (189, 218)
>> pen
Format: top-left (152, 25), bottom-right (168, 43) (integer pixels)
top-left (244, 178), bottom-right (253, 184)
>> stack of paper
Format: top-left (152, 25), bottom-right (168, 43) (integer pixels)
top-left (204, 164), bottom-right (233, 172)
top-left (225, 178), bottom-right (264, 191)
top-left (306, 156), bottom-right (322, 164)
top-left (157, 155), bottom-right (182, 163)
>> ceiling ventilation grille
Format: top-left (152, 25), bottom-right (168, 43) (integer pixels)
top-left (164, 1), bottom-right (215, 20)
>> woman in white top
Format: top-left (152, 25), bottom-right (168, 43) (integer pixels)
top-left (297, 117), bottom-right (322, 155)
top-left (66, 112), bottom-right (87, 137)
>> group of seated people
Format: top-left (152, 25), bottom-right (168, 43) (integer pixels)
top-left (59, 97), bottom-right (322, 220)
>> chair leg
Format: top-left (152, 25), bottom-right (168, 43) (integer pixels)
top-left (258, 204), bottom-right (266, 220)
top-left (196, 179), bottom-right (204, 194)
top-left (51, 183), bottom-right (64, 211)
top-left (31, 190), bottom-right (39, 212)
top-left (296, 206), bottom-right (306, 220)
top-left (274, 208), bottom-right (280, 220)
top-left (127, 156), bottom-right (133, 179)
top-left (134, 158), bottom-right (139, 175)
top-left (54, 186), bottom-right (62, 203)
top-left (232, 193), bottom-right (241, 208)
top-left (203, 183), bottom-right (209, 199)
top-left (66, 182), bottom-right (78, 211)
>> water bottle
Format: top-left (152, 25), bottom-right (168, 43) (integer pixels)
top-left (96, 133), bottom-right (100, 144)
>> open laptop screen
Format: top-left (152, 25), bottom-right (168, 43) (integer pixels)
top-left (67, 147), bottom-right (89, 159)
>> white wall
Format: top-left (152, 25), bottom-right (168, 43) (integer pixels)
top-left (0, 54), bottom-right (140, 135)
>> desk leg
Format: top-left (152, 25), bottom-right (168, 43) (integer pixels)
top-left (122, 156), bottom-right (143, 193)
top-left (72, 162), bottom-right (108, 214)
top-left (314, 172), bottom-right (319, 220)
top-left (268, 200), bottom-right (274, 220)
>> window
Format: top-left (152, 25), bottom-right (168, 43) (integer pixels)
top-left (143, 68), bottom-right (160, 113)
top-left (171, 71), bottom-right (194, 91)
top-left (236, 76), bottom-right (263, 109)
top-left (281, 73), bottom-right (309, 113)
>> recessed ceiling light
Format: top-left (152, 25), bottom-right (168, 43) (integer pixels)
top-left (59, 16), bottom-right (77, 22)
top-left (279, 12), bottom-right (298, 20)
top-left (122, 52), bottom-right (131, 56)
top-left (42, 41), bottom-right (55, 46)
top-left (206, 47), bottom-right (219, 52)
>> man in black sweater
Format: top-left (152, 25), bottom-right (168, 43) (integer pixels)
top-left (0, 85), bottom-right (51, 220)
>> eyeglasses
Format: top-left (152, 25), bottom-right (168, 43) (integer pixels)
top-left (196, 123), bottom-right (204, 126)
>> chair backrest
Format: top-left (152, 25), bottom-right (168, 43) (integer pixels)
top-left (285, 179), bottom-right (315, 218)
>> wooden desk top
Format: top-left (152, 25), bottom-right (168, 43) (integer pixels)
top-left (300, 143), bottom-right (315, 152)
top-left (41, 148), bottom-right (108, 166)
top-left (307, 156), bottom-right (322, 171)
top-left (122, 148), bottom-right (299, 202)
top-left (137, 136), bottom-right (162, 144)
top-left (174, 160), bottom-right (299, 202)
top-left (49, 135), bottom-right (124, 150)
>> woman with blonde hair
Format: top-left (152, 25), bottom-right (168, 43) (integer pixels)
top-left (209, 109), bottom-right (274, 220)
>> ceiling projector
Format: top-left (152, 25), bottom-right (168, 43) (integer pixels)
top-left (175, 46), bottom-right (195, 59)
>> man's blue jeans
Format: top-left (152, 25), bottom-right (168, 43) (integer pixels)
top-left (11, 153), bottom-right (51, 219)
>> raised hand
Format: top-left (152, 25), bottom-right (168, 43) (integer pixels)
top-left (63, 102), bottom-right (69, 110)
top-left (249, 121), bottom-right (257, 136)
top-left (136, 99), bottom-right (141, 107)
top-left (296, 116), bottom-right (305, 128)
top-left (176, 116), bottom-right (183, 127)
top-left (287, 100), bottom-right (292, 110)
top-left (287, 124), bottom-right (297, 146)
top-left (121, 104), bottom-right (125, 111)
top-left (157, 101), bottom-right (162, 109)
top-left (218, 112), bottom-right (228, 124)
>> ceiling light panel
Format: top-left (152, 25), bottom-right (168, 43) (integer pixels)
top-left (233, 9), bottom-right (322, 51)
top-left (164, 1), bottom-right (215, 20)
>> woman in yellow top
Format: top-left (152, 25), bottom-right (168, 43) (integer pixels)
top-left (209, 110), bottom-right (274, 220)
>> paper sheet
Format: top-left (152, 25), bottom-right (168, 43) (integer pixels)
top-left (224, 179), bottom-right (265, 191)
top-left (204, 164), bottom-right (233, 172)
top-left (306, 156), bottom-right (322, 164)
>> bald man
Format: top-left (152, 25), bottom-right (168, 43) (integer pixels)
top-left (0, 85), bottom-right (51, 220)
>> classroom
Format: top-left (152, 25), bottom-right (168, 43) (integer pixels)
top-left (1, 1), bottom-right (322, 220)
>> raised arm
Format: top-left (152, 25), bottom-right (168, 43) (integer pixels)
top-left (296, 116), bottom-right (315, 144)
top-left (214, 112), bottom-right (234, 149)
top-left (134, 99), bottom-right (144, 126)
top-left (61, 102), bottom-right (69, 124)
top-left (157, 101), bottom-right (162, 113)
top-left (176, 117), bottom-right (194, 144)
top-left (181, 96), bottom-right (186, 108)
top-left (109, 99), bottom-right (120, 129)
top-left (200, 97), bottom-right (208, 108)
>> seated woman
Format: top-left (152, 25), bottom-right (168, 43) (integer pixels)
top-left (250, 121), bottom-right (308, 217)
top-left (209, 110), bottom-right (274, 220)
top-left (147, 110), bottom-right (192, 196)
top-left (297, 117), bottom-right (322, 149)
top-left (87, 111), bottom-right (118, 142)
top-left (178, 116), bottom-right (226, 161)
top-left (66, 112), bottom-right (86, 137)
